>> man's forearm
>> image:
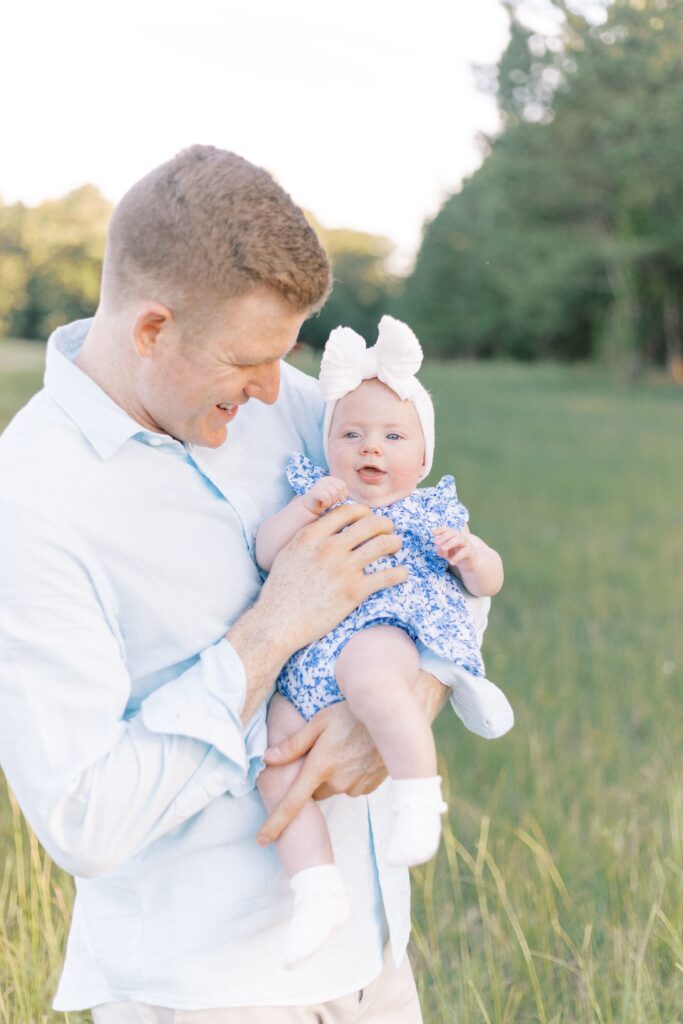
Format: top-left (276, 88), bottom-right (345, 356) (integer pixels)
top-left (227, 605), bottom-right (293, 723)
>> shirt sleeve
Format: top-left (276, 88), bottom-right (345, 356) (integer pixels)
top-left (0, 502), bottom-right (266, 879)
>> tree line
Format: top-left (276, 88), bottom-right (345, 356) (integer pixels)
top-left (401, 0), bottom-right (683, 380)
top-left (1, 0), bottom-right (682, 378)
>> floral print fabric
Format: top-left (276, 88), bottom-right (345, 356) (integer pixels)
top-left (277, 453), bottom-right (485, 721)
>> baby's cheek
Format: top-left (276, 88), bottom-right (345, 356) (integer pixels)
top-left (327, 451), bottom-right (351, 481)
top-left (395, 459), bottom-right (424, 492)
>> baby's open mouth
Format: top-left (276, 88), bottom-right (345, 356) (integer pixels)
top-left (357, 465), bottom-right (386, 482)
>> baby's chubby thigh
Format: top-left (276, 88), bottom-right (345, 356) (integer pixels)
top-left (257, 694), bottom-right (308, 810)
top-left (334, 625), bottom-right (420, 717)
top-left (264, 691), bottom-right (309, 745)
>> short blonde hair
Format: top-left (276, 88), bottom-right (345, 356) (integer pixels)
top-left (101, 145), bottom-right (331, 322)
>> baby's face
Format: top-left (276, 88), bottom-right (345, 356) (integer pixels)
top-left (327, 379), bottom-right (426, 507)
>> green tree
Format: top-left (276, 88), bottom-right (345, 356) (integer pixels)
top-left (0, 186), bottom-right (111, 340)
top-left (301, 220), bottom-right (399, 348)
top-left (0, 202), bottom-right (31, 338)
top-left (403, 0), bottom-right (683, 376)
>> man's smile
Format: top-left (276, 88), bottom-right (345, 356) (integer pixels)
top-left (216, 403), bottom-right (241, 422)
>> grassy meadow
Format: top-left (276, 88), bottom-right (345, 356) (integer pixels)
top-left (0, 340), bottom-right (682, 1023)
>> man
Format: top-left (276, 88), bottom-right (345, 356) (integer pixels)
top-left (0, 146), bottom-right (500, 1022)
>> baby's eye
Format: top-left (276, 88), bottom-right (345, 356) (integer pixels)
top-left (344, 431), bottom-right (360, 439)
top-left (386, 433), bottom-right (401, 441)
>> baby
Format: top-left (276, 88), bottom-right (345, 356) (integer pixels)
top-left (256, 316), bottom-right (511, 966)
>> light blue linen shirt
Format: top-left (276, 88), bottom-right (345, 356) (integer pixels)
top-left (0, 319), bottom-right (478, 1011)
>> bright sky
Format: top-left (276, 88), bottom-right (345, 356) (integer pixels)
top-left (2, 0), bottom-right (510, 267)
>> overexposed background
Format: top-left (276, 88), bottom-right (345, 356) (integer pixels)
top-left (2, 0), bottom-right (511, 267)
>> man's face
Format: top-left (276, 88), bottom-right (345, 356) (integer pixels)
top-left (327, 379), bottom-right (426, 507)
top-left (134, 288), bottom-right (308, 447)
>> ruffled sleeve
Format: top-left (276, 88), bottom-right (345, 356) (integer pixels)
top-left (421, 475), bottom-right (470, 531)
top-left (286, 452), bottom-right (329, 496)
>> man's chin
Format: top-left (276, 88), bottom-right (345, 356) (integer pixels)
top-left (183, 423), bottom-right (230, 449)
top-left (200, 428), bottom-right (229, 449)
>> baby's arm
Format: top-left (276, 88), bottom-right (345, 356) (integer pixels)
top-left (433, 524), bottom-right (504, 597)
top-left (255, 477), bottom-right (349, 571)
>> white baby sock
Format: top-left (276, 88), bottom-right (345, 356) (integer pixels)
top-left (285, 864), bottom-right (352, 968)
top-left (386, 776), bottom-right (448, 868)
top-left (449, 668), bottom-right (515, 739)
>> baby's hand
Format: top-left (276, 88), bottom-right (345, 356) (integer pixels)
top-left (303, 476), bottom-right (349, 515)
top-left (433, 525), bottom-right (482, 575)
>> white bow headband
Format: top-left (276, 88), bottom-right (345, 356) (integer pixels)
top-left (320, 315), bottom-right (435, 481)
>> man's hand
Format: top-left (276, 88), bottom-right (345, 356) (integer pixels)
top-left (255, 670), bottom-right (449, 845)
top-left (302, 476), bottom-right (348, 515)
top-left (256, 701), bottom-right (386, 846)
top-left (230, 503), bottom-right (407, 722)
top-left (257, 502), bottom-right (406, 652)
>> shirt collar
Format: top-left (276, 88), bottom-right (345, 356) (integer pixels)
top-left (44, 318), bottom-right (170, 460)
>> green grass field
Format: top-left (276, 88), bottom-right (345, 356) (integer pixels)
top-left (1, 341), bottom-right (682, 1023)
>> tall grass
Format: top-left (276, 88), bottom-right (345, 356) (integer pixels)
top-left (412, 359), bottom-right (683, 1022)
top-left (0, 786), bottom-right (86, 1024)
top-left (1, 343), bottom-right (681, 1021)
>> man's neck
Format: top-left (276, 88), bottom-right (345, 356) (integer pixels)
top-left (74, 313), bottom-right (145, 427)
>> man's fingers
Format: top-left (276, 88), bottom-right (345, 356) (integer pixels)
top-left (264, 716), bottom-right (323, 765)
top-left (257, 760), bottom-right (325, 845)
top-left (341, 513), bottom-right (394, 552)
top-left (345, 767), bottom-right (388, 797)
top-left (309, 502), bottom-right (372, 536)
top-left (350, 531), bottom-right (402, 568)
top-left (361, 564), bottom-right (408, 598)
top-left (257, 753), bottom-right (388, 844)
top-left (296, 502), bottom-right (398, 560)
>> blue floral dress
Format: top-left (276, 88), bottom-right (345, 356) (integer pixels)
top-left (276, 453), bottom-right (486, 721)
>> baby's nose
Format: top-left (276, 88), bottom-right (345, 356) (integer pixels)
top-left (361, 437), bottom-right (382, 454)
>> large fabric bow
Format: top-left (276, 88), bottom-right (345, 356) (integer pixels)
top-left (319, 315), bottom-right (424, 402)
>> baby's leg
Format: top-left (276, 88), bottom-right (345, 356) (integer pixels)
top-left (334, 625), bottom-right (434, 778)
top-left (335, 626), bottom-right (447, 866)
top-left (258, 693), bottom-right (333, 876)
top-left (258, 693), bottom-right (350, 967)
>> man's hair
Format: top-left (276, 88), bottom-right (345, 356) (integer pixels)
top-left (100, 145), bottom-right (331, 323)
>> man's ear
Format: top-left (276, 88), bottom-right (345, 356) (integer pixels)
top-left (131, 303), bottom-right (175, 358)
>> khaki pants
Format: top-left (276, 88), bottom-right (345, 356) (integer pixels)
top-left (91, 949), bottom-right (423, 1023)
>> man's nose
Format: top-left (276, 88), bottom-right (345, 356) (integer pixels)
top-left (246, 362), bottom-right (281, 405)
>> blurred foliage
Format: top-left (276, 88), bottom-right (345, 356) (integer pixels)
top-left (301, 218), bottom-right (399, 348)
top-left (401, 0), bottom-right (683, 378)
top-left (0, 186), bottom-right (110, 340)
top-left (4, 0), bottom-right (683, 380)
top-left (0, 190), bottom-right (399, 350)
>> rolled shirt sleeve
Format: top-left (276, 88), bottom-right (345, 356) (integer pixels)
top-left (0, 502), bottom-right (265, 879)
